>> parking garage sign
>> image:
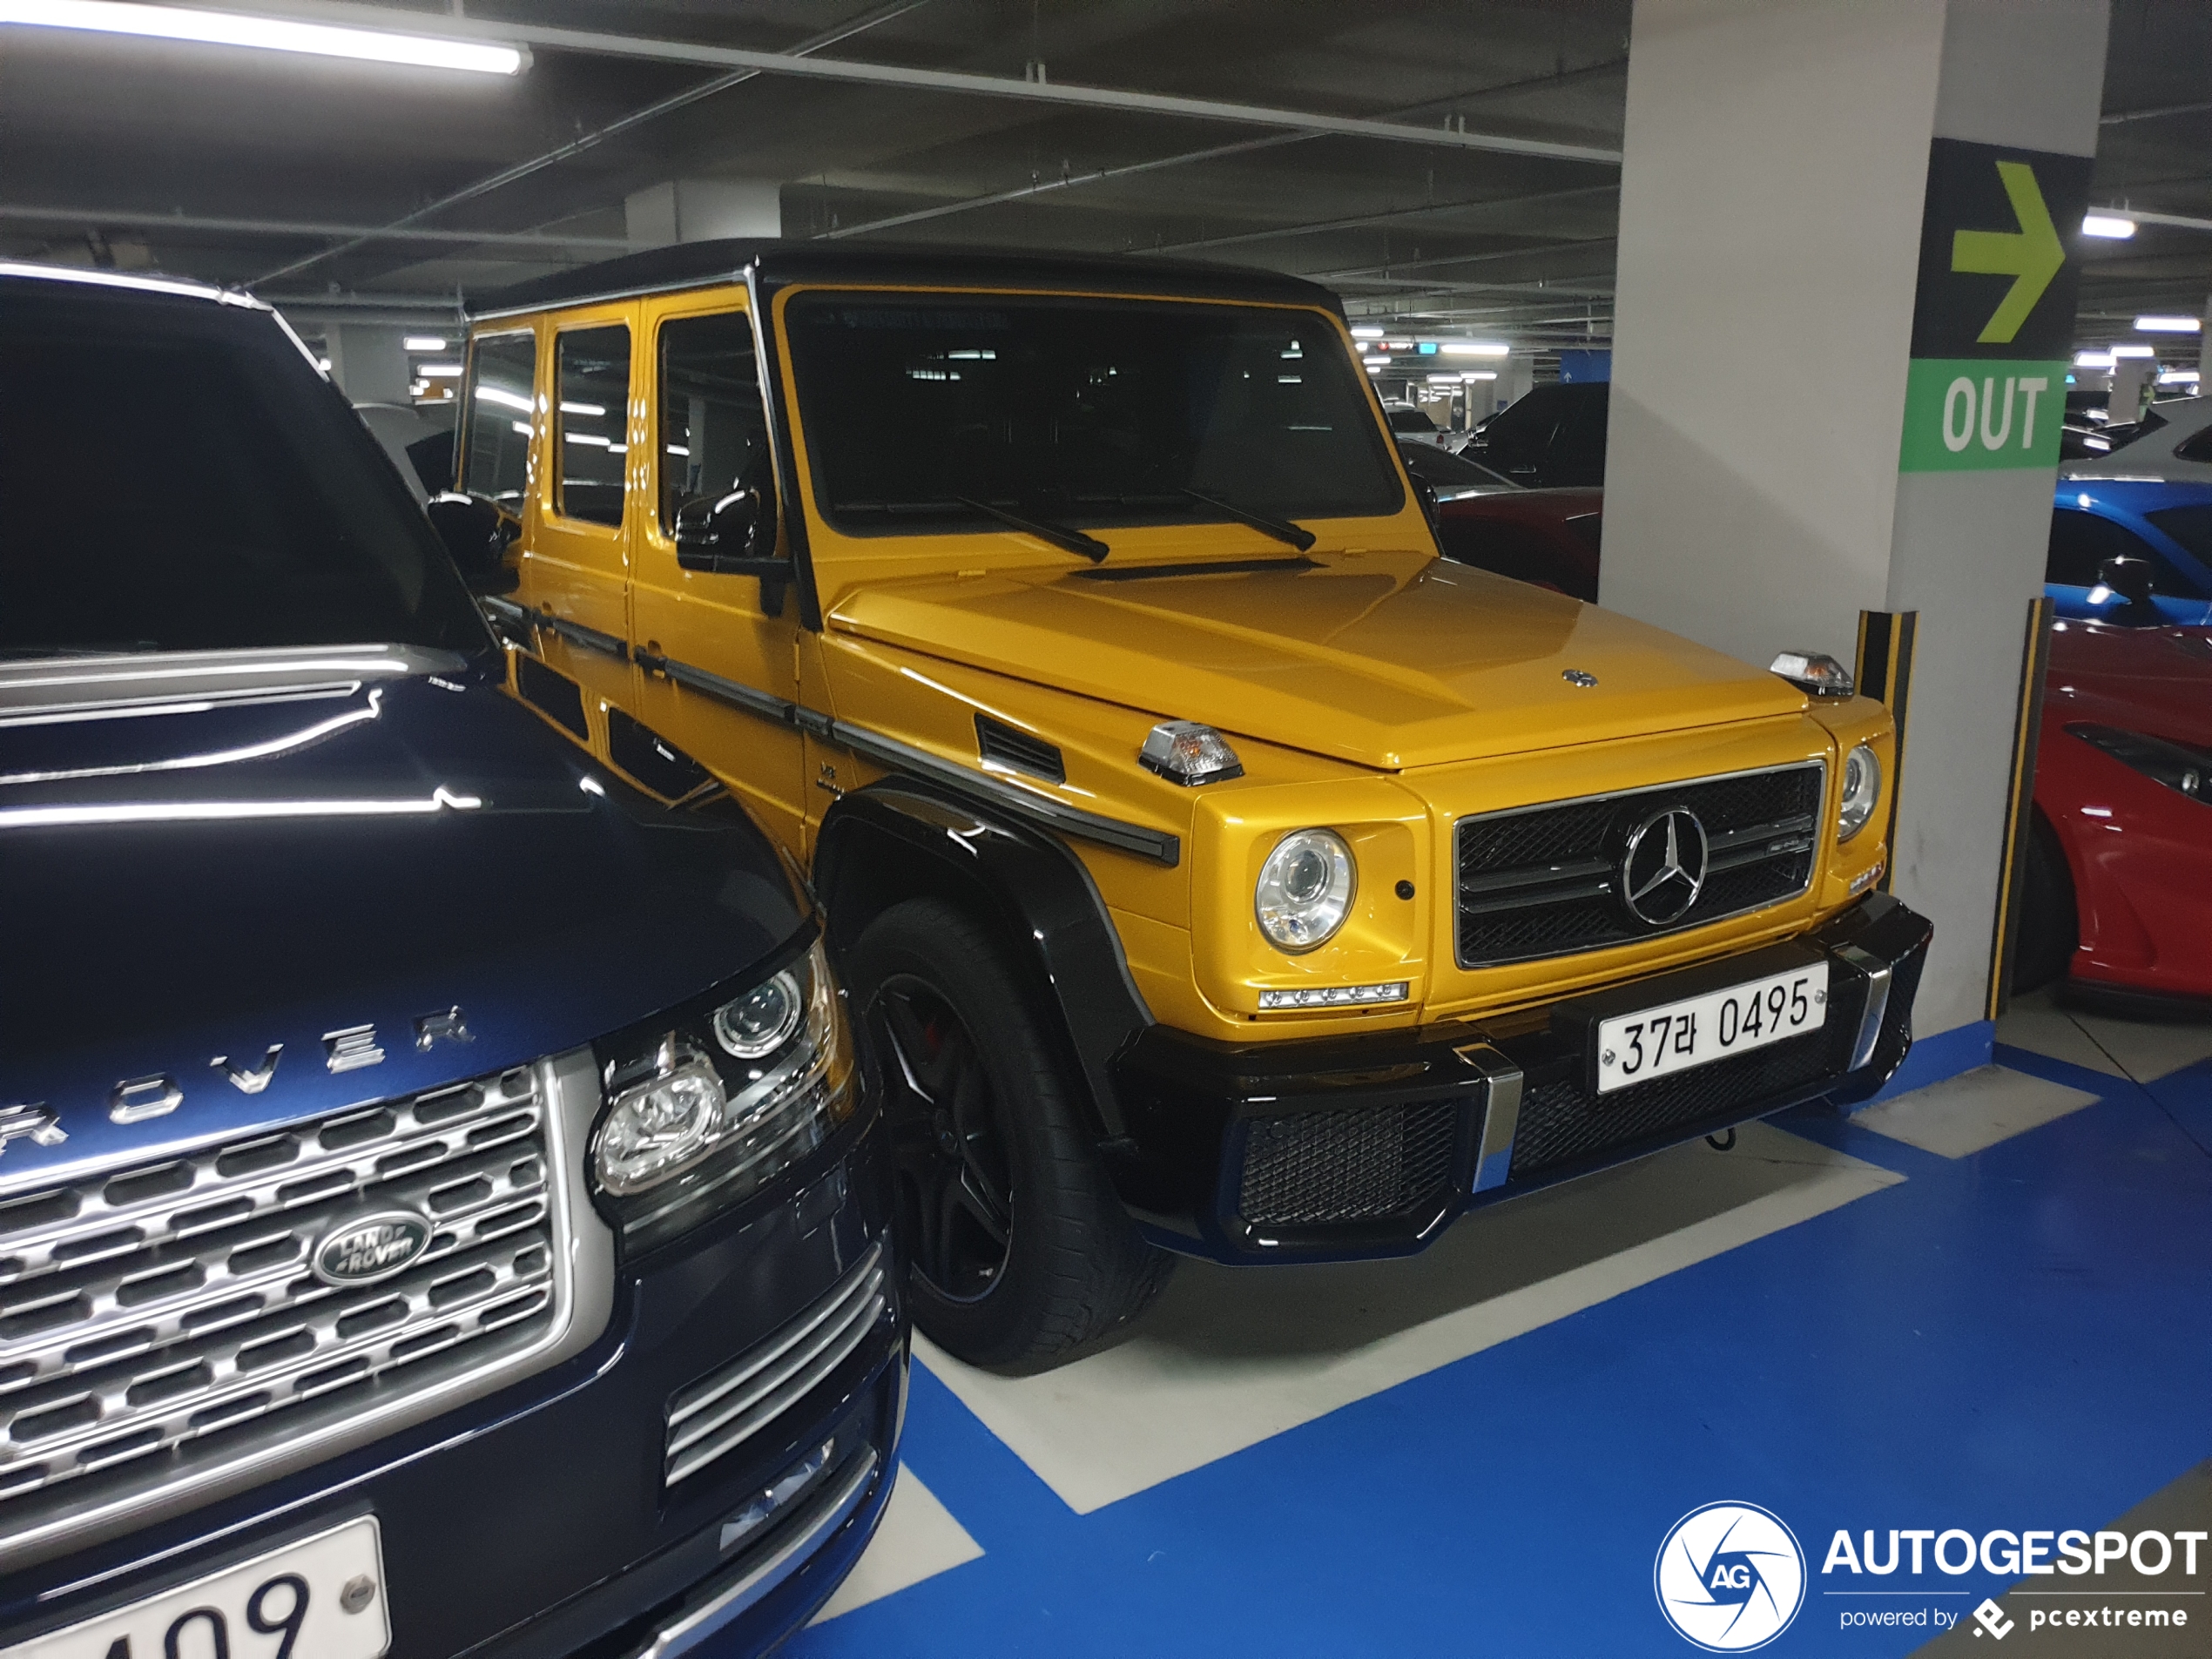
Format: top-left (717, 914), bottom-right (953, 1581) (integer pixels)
top-left (1898, 138), bottom-right (2092, 472)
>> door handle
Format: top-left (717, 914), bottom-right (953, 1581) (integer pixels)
top-left (634, 644), bottom-right (669, 677)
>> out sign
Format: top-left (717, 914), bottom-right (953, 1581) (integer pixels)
top-left (1900, 357), bottom-right (2067, 471)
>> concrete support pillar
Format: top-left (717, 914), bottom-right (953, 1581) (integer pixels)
top-left (325, 324), bottom-right (411, 405)
top-left (1602, 0), bottom-right (2107, 1071)
top-left (625, 179), bottom-right (783, 247)
top-left (2108, 356), bottom-right (2154, 421)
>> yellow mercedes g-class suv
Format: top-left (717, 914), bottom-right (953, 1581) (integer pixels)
top-left (453, 241), bottom-right (1929, 1374)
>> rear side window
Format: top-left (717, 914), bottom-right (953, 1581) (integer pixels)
top-left (1388, 406), bottom-right (1437, 435)
top-left (462, 332), bottom-right (536, 508)
top-left (2142, 504), bottom-right (2212, 581)
top-left (556, 325), bottom-right (630, 528)
top-left (658, 311), bottom-right (770, 536)
top-left (2047, 508), bottom-right (2197, 595)
top-left (2174, 424), bottom-right (2212, 463)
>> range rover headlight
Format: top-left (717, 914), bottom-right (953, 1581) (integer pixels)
top-left (1838, 743), bottom-right (1883, 842)
top-left (592, 938), bottom-right (853, 1250)
top-left (1255, 828), bottom-right (1357, 952)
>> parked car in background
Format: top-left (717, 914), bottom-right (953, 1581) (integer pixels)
top-left (354, 401), bottom-right (455, 503)
top-left (2015, 617), bottom-right (2212, 1012)
top-left (1458, 380), bottom-right (1608, 487)
top-left (2061, 394), bottom-right (2212, 484)
top-left (0, 264), bottom-right (900, 1659)
top-left (1396, 440), bottom-right (1518, 502)
top-left (1433, 487), bottom-right (1604, 602)
top-left (2046, 476), bottom-right (2212, 626)
top-left (1382, 401), bottom-right (1449, 446)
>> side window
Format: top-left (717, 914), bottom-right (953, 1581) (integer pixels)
top-left (658, 311), bottom-right (770, 536)
top-left (462, 332), bottom-right (536, 508)
top-left (2046, 507), bottom-right (2192, 593)
top-left (556, 325), bottom-right (630, 528)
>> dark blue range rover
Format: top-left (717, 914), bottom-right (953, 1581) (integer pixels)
top-left (0, 265), bottom-right (901, 1657)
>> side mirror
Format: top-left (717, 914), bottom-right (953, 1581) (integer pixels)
top-left (2095, 554), bottom-right (2157, 609)
top-left (674, 485), bottom-right (778, 573)
top-left (425, 493), bottom-right (519, 596)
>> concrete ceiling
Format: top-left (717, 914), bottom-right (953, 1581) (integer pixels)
top-left (0, 0), bottom-right (2203, 357)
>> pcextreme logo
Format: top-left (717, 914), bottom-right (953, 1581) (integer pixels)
top-left (1655, 1502), bottom-right (1808, 1652)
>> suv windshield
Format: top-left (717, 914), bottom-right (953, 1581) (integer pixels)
top-left (0, 279), bottom-right (488, 660)
top-left (783, 292), bottom-right (1403, 540)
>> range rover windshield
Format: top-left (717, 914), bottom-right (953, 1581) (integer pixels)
top-left (784, 292), bottom-right (1405, 541)
top-left (0, 279), bottom-right (488, 661)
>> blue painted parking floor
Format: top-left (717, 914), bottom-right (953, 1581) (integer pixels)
top-left (776, 994), bottom-right (2212, 1657)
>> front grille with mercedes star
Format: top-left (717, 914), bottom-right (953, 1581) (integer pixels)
top-left (0, 1057), bottom-right (598, 1570)
top-left (1455, 761), bottom-right (1827, 968)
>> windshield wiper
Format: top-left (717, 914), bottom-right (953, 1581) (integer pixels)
top-left (954, 496), bottom-right (1109, 563)
top-left (1180, 489), bottom-right (1317, 553)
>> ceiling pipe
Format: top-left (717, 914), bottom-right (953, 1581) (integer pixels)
top-left (253, 0), bottom-right (928, 287)
top-left (0, 202), bottom-right (629, 250)
top-left (246, 0), bottom-right (1624, 166)
top-left (2092, 206), bottom-right (2212, 233)
top-left (1148, 183), bottom-right (1618, 255)
top-left (816, 57), bottom-right (1629, 241)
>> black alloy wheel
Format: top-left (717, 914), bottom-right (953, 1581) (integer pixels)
top-left (871, 977), bottom-right (1015, 1303)
top-left (846, 898), bottom-right (1175, 1373)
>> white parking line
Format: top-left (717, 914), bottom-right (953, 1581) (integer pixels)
top-left (918, 1123), bottom-right (1900, 1514)
top-left (809, 1464), bottom-right (983, 1623)
top-left (1851, 1064), bottom-right (2100, 1158)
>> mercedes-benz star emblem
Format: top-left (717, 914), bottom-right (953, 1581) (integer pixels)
top-left (1620, 807), bottom-right (1709, 926)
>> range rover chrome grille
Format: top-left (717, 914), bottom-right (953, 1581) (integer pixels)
top-left (1454, 761), bottom-right (1827, 968)
top-left (0, 1060), bottom-right (603, 1565)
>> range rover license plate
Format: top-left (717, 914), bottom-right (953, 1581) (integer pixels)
top-left (5, 1517), bottom-right (389, 1659)
top-left (1595, 962), bottom-right (1828, 1094)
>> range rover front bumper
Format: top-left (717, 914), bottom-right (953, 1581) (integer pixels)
top-left (1105, 893), bottom-right (1930, 1264)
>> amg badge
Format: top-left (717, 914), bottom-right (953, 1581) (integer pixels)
top-left (313, 1211), bottom-right (434, 1286)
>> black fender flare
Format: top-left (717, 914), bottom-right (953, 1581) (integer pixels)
top-left (813, 779), bottom-right (1154, 1142)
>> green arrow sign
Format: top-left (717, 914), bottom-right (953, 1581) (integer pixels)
top-left (1950, 159), bottom-right (2065, 345)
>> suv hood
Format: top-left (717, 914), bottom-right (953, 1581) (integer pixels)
top-left (829, 550), bottom-right (1806, 768)
top-left (0, 648), bottom-right (803, 1189)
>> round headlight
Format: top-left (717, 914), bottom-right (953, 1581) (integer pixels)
top-left (1838, 743), bottom-right (1883, 842)
top-left (595, 1051), bottom-right (727, 1195)
top-left (712, 970), bottom-right (804, 1059)
top-left (1255, 828), bottom-right (1357, 952)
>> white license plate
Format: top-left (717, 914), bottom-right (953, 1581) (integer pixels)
top-left (5, 1517), bottom-right (390, 1659)
top-left (1595, 961), bottom-right (1829, 1094)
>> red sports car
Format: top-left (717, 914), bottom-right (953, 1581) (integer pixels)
top-left (2018, 617), bottom-right (2212, 1010)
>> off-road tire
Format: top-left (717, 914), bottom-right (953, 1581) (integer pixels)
top-left (848, 898), bottom-right (1174, 1373)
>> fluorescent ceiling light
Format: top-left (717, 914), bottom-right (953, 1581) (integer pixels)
top-left (403, 334), bottom-right (448, 352)
top-left (1363, 364), bottom-right (1380, 374)
top-left (1364, 355), bottom-right (1390, 366)
top-left (473, 385), bottom-right (531, 412)
top-left (2134, 315), bottom-right (2201, 333)
top-left (1349, 326), bottom-right (1384, 341)
top-left (418, 361), bottom-right (462, 377)
top-left (1440, 341), bottom-right (1511, 358)
top-left (2110, 343), bottom-right (2155, 358)
top-left (1460, 371), bottom-right (1497, 381)
top-left (2160, 368), bottom-right (2200, 382)
top-left (0, 0), bottom-right (526, 72)
top-left (2080, 214), bottom-right (2137, 239)
top-left (558, 400), bottom-right (605, 416)
top-left (2074, 350), bottom-right (2114, 368)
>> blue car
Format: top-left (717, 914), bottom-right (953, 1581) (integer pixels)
top-left (2047, 476), bottom-right (2212, 625)
top-left (0, 265), bottom-right (900, 1657)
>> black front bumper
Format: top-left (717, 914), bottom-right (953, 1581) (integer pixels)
top-left (1105, 893), bottom-right (1930, 1264)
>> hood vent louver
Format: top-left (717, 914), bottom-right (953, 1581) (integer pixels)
top-left (975, 714), bottom-right (1065, 785)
